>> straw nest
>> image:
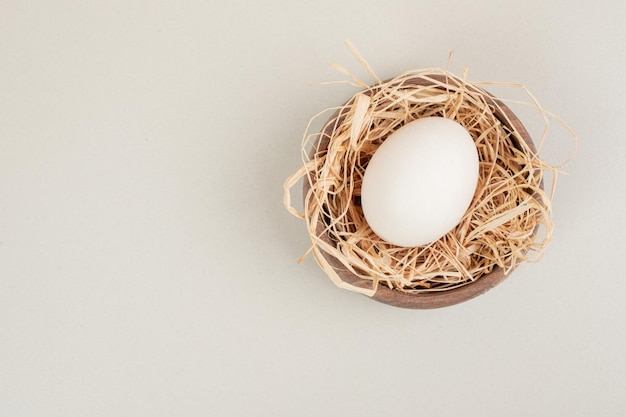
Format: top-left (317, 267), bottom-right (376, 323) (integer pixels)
top-left (284, 50), bottom-right (575, 298)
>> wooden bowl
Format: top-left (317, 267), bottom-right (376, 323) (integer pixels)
top-left (303, 75), bottom-right (539, 309)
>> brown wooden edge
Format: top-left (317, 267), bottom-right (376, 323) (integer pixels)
top-left (302, 74), bottom-right (539, 309)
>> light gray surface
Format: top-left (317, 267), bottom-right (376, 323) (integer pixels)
top-left (0, 1), bottom-right (624, 416)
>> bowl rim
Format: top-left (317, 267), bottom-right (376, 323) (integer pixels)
top-left (303, 74), bottom-right (539, 309)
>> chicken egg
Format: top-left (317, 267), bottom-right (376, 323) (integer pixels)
top-left (361, 116), bottom-right (479, 247)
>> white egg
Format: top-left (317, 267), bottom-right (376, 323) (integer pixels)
top-left (361, 117), bottom-right (479, 247)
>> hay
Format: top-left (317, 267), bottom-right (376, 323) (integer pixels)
top-left (283, 46), bottom-right (576, 297)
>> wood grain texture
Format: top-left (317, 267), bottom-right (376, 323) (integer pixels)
top-left (303, 75), bottom-right (538, 309)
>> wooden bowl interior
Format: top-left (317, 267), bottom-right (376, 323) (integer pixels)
top-left (304, 75), bottom-right (538, 309)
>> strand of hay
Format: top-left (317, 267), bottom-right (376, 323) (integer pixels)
top-left (284, 46), bottom-right (576, 296)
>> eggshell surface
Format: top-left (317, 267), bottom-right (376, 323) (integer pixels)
top-left (361, 117), bottom-right (479, 247)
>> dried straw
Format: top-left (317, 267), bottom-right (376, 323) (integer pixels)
top-left (284, 46), bottom-right (576, 297)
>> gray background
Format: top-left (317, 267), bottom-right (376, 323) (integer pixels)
top-left (1, 1), bottom-right (624, 416)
